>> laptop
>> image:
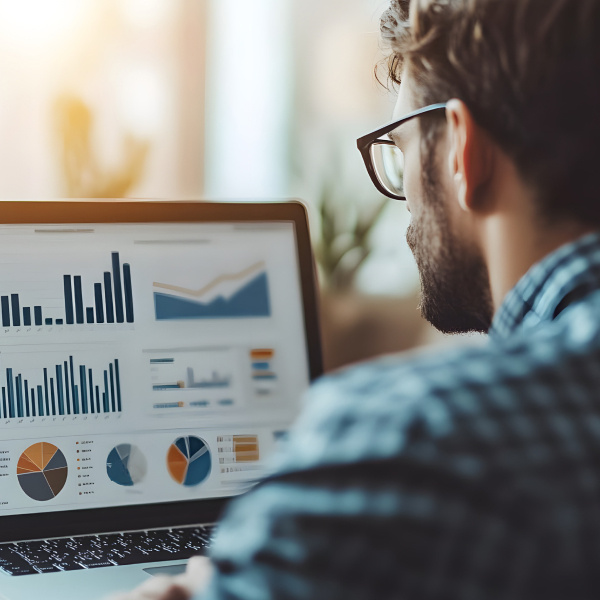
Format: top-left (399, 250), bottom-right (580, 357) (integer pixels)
top-left (0, 199), bottom-right (322, 600)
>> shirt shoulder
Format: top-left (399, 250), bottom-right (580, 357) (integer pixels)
top-left (279, 296), bottom-right (600, 474)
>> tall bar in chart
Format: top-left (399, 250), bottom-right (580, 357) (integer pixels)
top-left (103, 273), bottom-right (115, 324)
top-left (1, 297), bottom-right (9, 327)
top-left (73, 276), bottom-right (84, 324)
top-left (0, 356), bottom-right (122, 420)
top-left (94, 284), bottom-right (104, 323)
top-left (10, 295), bottom-right (20, 326)
top-left (0, 251), bottom-right (134, 330)
top-left (112, 252), bottom-right (124, 323)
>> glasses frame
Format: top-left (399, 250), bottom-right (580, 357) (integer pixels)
top-left (357, 103), bottom-right (447, 201)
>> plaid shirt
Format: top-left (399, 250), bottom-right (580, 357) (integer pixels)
top-left (201, 232), bottom-right (600, 600)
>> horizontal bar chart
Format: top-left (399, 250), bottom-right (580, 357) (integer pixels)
top-left (217, 434), bottom-right (261, 475)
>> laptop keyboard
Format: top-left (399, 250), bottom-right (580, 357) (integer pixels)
top-left (0, 525), bottom-right (215, 576)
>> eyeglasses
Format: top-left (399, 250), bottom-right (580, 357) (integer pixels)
top-left (356, 103), bottom-right (447, 201)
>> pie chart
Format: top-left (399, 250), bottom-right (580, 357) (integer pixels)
top-left (17, 442), bottom-right (68, 502)
top-left (167, 436), bottom-right (211, 487)
top-left (106, 444), bottom-right (147, 487)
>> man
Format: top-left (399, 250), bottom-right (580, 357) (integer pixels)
top-left (117, 0), bottom-right (600, 598)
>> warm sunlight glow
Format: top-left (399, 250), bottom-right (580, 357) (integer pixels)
top-left (121, 0), bottom-right (171, 29)
top-left (0, 0), bottom-right (89, 50)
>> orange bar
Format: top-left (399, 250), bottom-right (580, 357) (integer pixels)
top-left (235, 443), bottom-right (259, 453)
top-left (250, 349), bottom-right (274, 359)
top-left (236, 453), bottom-right (260, 462)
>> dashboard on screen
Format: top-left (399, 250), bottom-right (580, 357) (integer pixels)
top-left (0, 220), bottom-right (311, 518)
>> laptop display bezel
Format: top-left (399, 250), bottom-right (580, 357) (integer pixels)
top-left (0, 199), bottom-right (323, 543)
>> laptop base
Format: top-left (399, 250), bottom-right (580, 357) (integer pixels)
top-left (0, 559), bottom-right (189, 600)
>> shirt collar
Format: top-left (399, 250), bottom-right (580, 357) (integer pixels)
top-left (489, 231), bottom-right (600, 341)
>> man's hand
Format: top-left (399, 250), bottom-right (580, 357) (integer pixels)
top-left (109, 556), bottom-right (213, 600)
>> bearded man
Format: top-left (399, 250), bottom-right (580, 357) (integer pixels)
top-left (117, 0), bottom-right (600, 598)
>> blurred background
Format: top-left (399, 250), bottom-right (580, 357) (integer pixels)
top-left (0, 0), bottom-right (472, 371)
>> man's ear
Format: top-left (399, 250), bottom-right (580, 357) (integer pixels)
top-left (446, 99), bottom-right (493, 213)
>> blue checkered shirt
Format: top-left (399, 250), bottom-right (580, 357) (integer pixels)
top-left (200, 232), bottom-right (600, 600)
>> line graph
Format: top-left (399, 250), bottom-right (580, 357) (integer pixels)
top-left (153, 261), bottom-right (265, 298)
top-left (153, 262), bottom-right (271, 320)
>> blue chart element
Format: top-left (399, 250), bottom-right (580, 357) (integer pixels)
top-left (106, 444), bottom-right (147, 487)
top-left (0, 251), bottom-right (134, 329)
top-left (168, 436), bottom-right (211, 487)
top-left (107, 446), bottom-right (132, 486)
top-left (187, 368), bottom-right (230, 389)
top-left (0, 356), bottom-right (122, 420)
top-left (154, 272), bottom-right (271, 320)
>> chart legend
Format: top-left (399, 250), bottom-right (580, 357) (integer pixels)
top-left (250, 349), bottom-right (277, 399)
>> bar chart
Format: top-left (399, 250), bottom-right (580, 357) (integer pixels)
top-left (148, 348), bottom-right (236, 411)
top-left (217, 434), bottom-right (261, 476)
top-left (0, 251), bottom-right (134, 329)
top-left (0, 355), bottom-right (122, 420)
top-left (151, 360), bottom-right (231, 391)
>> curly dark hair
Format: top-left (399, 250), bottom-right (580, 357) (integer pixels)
top-left (379, 0), bottom-right (600, 225)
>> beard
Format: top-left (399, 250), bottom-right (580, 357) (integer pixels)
top-left (406, 154), bottom-right (494, 334)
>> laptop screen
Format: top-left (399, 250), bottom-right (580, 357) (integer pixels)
top-left (0, 219), bottom-right (311, 518)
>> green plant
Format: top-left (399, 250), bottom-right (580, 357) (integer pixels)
top-left (314, 171), bottom-right (388, 291)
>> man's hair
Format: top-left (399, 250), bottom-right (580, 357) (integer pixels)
top-left (380, 0), bottom-right (600, 225)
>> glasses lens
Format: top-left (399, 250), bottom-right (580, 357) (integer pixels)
top-left (370, 142), bottom-right (405, 198)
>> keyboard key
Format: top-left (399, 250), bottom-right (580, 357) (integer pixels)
top-left (33, 562), bottom-right (61, 574)
top-left (113, 554), bottom-right (153, 566)
top-left (53, 561), bottom-right (84, 572)
top-left (76, 559), bottom-right (116, 569)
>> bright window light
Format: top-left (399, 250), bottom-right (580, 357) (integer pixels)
top-left (204, 0), bottom-right (293, 199)
top-left (0, 0), bottom-right (89, 49)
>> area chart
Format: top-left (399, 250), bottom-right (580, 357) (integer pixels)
top-left (17, 442), bottom-right (68, 501)
top-left (153, 262), bottom-right (271, 320)
top-left (167, 436), bottom-right (211, 486)
top-left (106, 444), bottom-right (147, 487)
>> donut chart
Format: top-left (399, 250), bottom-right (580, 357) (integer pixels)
top-left (167, 436), bottom-right (211, 486)
top-left (17, 442), bottom-right (68, 501)
top-left (107, 444), bottom-right (147, 487)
